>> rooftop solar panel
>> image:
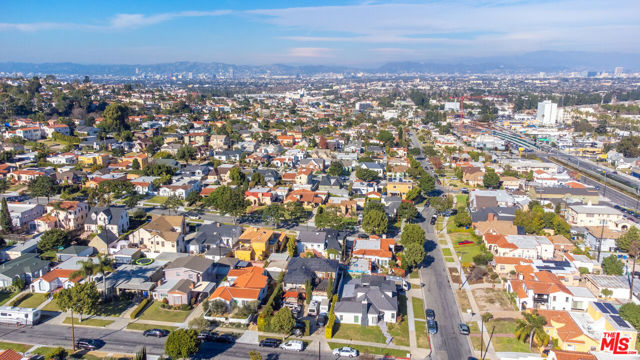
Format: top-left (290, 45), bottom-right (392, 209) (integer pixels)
top-left (604, 303), bottom-right (619, 314)
top-left (594, 302), bottom-right (609, 313)
top-left (611, 315), bottom-right (630, 328)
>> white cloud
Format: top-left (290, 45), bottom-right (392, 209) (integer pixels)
top-left (0, 10), bottom-right (231, 32)
top-left (286, 47), bottom-right (335, 58)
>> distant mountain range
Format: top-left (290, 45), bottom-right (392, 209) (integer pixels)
top-left (0, 51), bottom-right (637, 77)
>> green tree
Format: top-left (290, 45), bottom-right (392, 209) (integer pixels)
top-left (397, 202), bottom-right (418, 222)
top-left (601, 288), bottom-right (613, 298)
top-left (163, 195), bottom-right (183, 215)
top-left (29, 175), bottom-right (55, 203)
top-left (209, 300), bottom-right (228, 315)
top-left (270, 307), bottom-right (295, 334)
top-left (55, 282), bottom-right (100, 351)
top-left (327, 161), bottom-right (345, 176)
top-left (362, 209), bottom-right (388, 235)
top-left (283, 201), bottom-right (307, 224)
top-left (602, 255), bottom-right (624, 275)
top-left (404, 242), bottom-right (426, 268)
top-left (0, 198), bottom-right (12, 233)
top-left (185, 191), bottom-right (202, 207)
top-left (165, 329), bottom-right (200, 359)
top-left (250, 172), bottom-right (265, 187)
top-left (305, 279), bottom-right (312, 305)
top-left (401, 224), bottom-right (425, 246)
top-left (356, 168), bottom-right (379, 182)
top-left (99, 103), bottom-right (130, 133)
top-left (93, 254), bottom-right (114, 298)
top-left (327, 275), bottom-right (334, 299)
top-left (124, 194), bottom-right (143, 209)
top-left (38, 229), bottom-right (69, 252)
top-left (429, 195), bottom-right (453, 213)
top-left (287, 236), bottom-right (297, 257)
top-left (619, 303), bottom-right (640, 330)
top-left (617, 136), bottom-right (640, 158)
top-left (418, 174), bottom-right (436, 193)
top-left (454, 208), bottom-right (472, 228)
top-left (262, 204), bottom-right (284, 226)
top-left (176, 145), bottom-right (197, 164)
top-left (131, 158), bottom-right (141, 170)
top-left (376, 130), bottom-right (395, 146)
top-left (204, 186), bottom-right (248, 219)
top-left (70, 258), bottom-right (97, 282)
top-left (229, 167), bottom-right (246, 186)
top-left (483, 170), bottom-right (501, 189)
top-left (515, 310), bottom-right (549, 350)
top-left (616, 227), bottom-right (640, 299)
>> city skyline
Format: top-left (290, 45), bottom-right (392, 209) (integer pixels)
top-left (1, 0), bottom-right (640, 65)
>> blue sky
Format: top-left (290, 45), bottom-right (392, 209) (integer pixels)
top-left (1, 0), bottom-right (639, 65)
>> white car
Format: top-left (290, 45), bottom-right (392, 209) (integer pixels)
top-left (333, 347), bottom-right (359, 357)
top-left (280, 340), bottom-right (304, 352)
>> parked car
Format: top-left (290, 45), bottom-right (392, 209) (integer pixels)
top-left (427, 319), bottom-right (438, 334)
top-left (402, 280), bottom-right (410, 291)
top-left (308, 300), bottom-right (319, 316)
top-left (333, 346), bottom-right (359, 357)
top-left (461, 188), bottom-right (469, 194)
top-left (143, 329), bottom-right (170, 337)
top-left (213, 333), bottom-right (236, 343)
top-left (426, 309), bottom-right (435, 320)
top-left (76, 339), bottom-right (102, 350)
top-left (459, 323), bottom-right (470, 335)
top-left (430, 216), bottom-right (437, 225)
top-left (280, 340), bottom-right (304, 352)
top-left (197, 331), bottom-right (214, 341)
top-left (293, 320), bottom-right (305, 336)
top-left (259, 338), bottom-right (282, 348)
top-left (317, 313), bottom-right (328, 327)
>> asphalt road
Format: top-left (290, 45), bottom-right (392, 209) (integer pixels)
top-left (417, 207), bottom-right (472, 360)
top-left (408, 131), bottom-right (473, 360)
top-left (0, 323), bottom-right (332, 360)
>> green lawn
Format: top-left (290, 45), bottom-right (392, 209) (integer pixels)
top-left (31, 346), bottom-right (61, 357)
top-left (435, 218), bottom-right (444, 232)
top-left (492, 337), bottom-right (533, 353)
top-left (451, 234), bottom-right (482, 264)
top-left (327, 342), bottom-right (409, 357)
top-left (41, 300), bottom-right (60, 311)
top-left (0, 291), bottom-right (20, 306)
top-left (467, 322), bottom-right (480, 333)
top-left (398, 294), bottom-right (407, 317)
top-left (445, 257), bottom-right (455, 262)
top-left (146, 195), bottom-right (168, 204)
top-left (126, 323), bottom-right (178, 332)
top-left (94, 298), bottom-right (133, 317)
top-left (138, 301), bottom-right (191, 323)
top-left (63, 317), bottom-right (114, 327)
top-left (412, 297), bottom-right (425, 320)
top-left (470, 336), bottom-right (482, 351)
top-left (487, 319), bottom-right (517, 334)
top-left (456, 194), bottom-right (468, 206)
top-left (0, 341), bottom-right (31, 352)
top-left (333, 323), bottom-right (386, 344)
top-left (414, 321), bottom-right (429, 349)
top-left (13, 293), bottom-right (48, 308)
top-left (442, 248), bottom-right (452, 257)
top-left (409, 271), bottom-right (420, 279)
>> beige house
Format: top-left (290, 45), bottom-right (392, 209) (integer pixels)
top-left (565, 204), bottom-right (630, 231)
top-left (36, 201), bottom-right (89, 232)
top-left (129, 215), bottom-right (186, 253)
top-left (209, 135), bottom-right (230, 150)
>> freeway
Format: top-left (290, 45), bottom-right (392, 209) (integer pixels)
top-left (0, 323), bottom-right (332, 360)
top-left (409, 131), bottom-right (473, 360)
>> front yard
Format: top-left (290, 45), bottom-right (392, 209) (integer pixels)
top-left (126, 322), bottom-right (178, 332)
top-left (332, 323), bottom-right (386, 344)
top-left (0, 291), bottom-right (20, 306)
top-left (414, 321), bottom-right (430, 349)
top-left (63, 317), bottom-right (114, 327)
top-left (492, 337), bottom-right (534, 353)
top-left (94, 298), bottom-right (133, 317)
top-left (0, 341), bottom-right (31, 352)
top-left (472, 289), bottom-right (514, 312)
top-left (12, 293), bottom-right (48, 308)
top-left (387, 295), bottom-right (409, 346)
top-left (412, 297), bottom-right (425, 320)
top-left (137, 301), bottom-right (192, 323)
top-left (450, 233), bottom-right (482, 264)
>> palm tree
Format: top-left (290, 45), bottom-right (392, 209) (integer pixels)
top-left (70, 258), bottom-right (96, 282)
top-left (515, 311), bottom-right (549, 350)
top-left (93, 254), bottom-right (114, 298)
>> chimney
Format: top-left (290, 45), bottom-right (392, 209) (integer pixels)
top-left (217, 223), bottom-right (221, 227)
top-left (488, 213), bottom-right (495, 221)
top-left (518, 274), bottom-right (524, 280)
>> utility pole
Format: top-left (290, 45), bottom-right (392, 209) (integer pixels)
top-left (482, 326), bottom-right (496, 360)
top-left (480, 317), bottom-right (484, 357)
top-left (603, 170), bottom-right (608, 197)
top-left (598, 219), bottom-right (605, 262)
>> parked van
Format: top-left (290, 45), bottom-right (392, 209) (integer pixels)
top-left (308, 300), bottom-right (319, 316)
top-left (280, 340), bottom-right (304, 352)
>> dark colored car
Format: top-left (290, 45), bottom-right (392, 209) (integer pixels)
top-left (317, 313), bottom-right (328, 327)
top-left (197, 331), bottom-right (214, 341)
top-left (213, 334), bottom-right (235, 343)
top-left (426, 309), bottom-right (435, 320)
top-left (143, 328), bottom-right (170, 337)
top-left (459, 323), bottom-right (470, 335)
top-left (430, 216), bottom-right (437, 225)
top-left (259, 338), bottom-right (282, 348)
top-left (427, 319), bottom-right (438, 334)
top-left (76, 339), bottom-right (102, 350)
top-left (293, 321), bottom-right (304, 336)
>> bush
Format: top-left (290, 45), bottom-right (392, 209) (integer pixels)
top-left (257, 313), bottom-right (267, 332)
top-left (179, 304), bottom-right (192, 311)
top-left (48, 347), bottom-right (67, 360)
top-left (131, 298), bottom-right (149, 319)
top-left (304, 319), bottom-right (310, 336)
top-left (10, 293), bottom-right (29, 306)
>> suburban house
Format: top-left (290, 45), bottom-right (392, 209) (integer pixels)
top-left (352, 236), bottom-right (395, 267)
top-left (209, 266), bottom-right (269, 311)
top-left (484, 234), bottom-right (554, 260)
top-left (29, 269), bottom-right (81, 294)
top-left (129, 215), bottom-right (187, 253)
top-left (297, 229), bottom-right (344, 259)
top-left (283, 257), bottom-right (339, 291)
top-left (0, 254), bottom-right (50, 288)
top-left (6, 203), bottom-right (44, 232)
top-left (386, 181), bottom-right (414, 199)
top-left (130, 176), bottom-right (158, 195)
top-left (565, 204), bottom-right (630, 231)
top-left (244, 187), bottom-right (274, 206)
top-left (164, 256), bottom-right (216, 283)
top-left (35, 201), bottom-right (89, 232)
top-left (507, 271), bottom-right (573, 311)
top-left (335, 275), bottom-right (398, 326)
top-left (234, 227), bottom-right (284, 261)
top-left (84, 205), bottom-right (130, 237)
top-left (186, 222), bottom-right (243, 254)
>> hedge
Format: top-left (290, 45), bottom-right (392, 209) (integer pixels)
top-left (325, 294), bottom-right (338, 339)
top-left (304, 319), bottom-right (310, 336)
top-left (9, 293), bottom-right (29, 306)
top-left (130, 298), bottom-right (150, 319)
